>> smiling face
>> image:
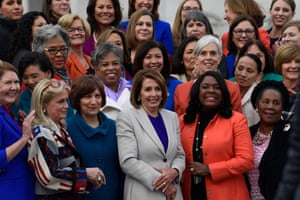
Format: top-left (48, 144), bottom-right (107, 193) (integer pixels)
top-left (142, 47), bottom-right (164, 73)
top-left (23, 65), bottom-right (51, 93)
top-left (79, 89), bottom-right (103, 118)
top-left (281, 55), bottom-right (300, 82)
top-left (223, 3), bottom-right (239, 25)
top-left (197, 42), bottom-right (222, 75)
top-left (256, 89), bottom-right (283, 126)
top-left (232, 20), bottom-right (256, 51)
top-left (106, 33), bottom-right (124, 51)
top-left (281, 26), bottom-right (300, 46)
top-left (199, 75), bottom-right (222, 111)
top-left (134, 0), bottom-right (154, 12)
top-left (94, 0), bottom-right (115, 26)
top-left (0, 71), bottom-right (20, 106)
top-left (0, 0), bottom-right (23, 20)
top-left (185, 19), bottom-right (207, 39)
top-left (44, 89), bottom-right (69, 124)
top-left (135, 14), bottom-right (153, 42)
top-left (67, 19), bottom-right (86, 47)
top-left (183, 41), bottom-right (197, 77)
top-left (270, 0), bottom-right (294, 28)
top-left (43, 37), bottom-right (68, 70)
top-left (51, 0), bottom-right (70, 18)
top-left (95, 52), bottom-right (122, 91)
top-left (234, 56), bottom-right (260, 90)
top-left (139, 77), bottom-right (162, 115)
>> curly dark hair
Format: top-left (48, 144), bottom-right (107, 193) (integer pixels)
top-left (8, 11), bottom-right (48, 62)
top-left (184, 71), bottom-right (232, 123)
top-left (251, 80), bottom-right (290, 110)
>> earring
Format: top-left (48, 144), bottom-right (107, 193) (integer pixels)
top-left (137, 98), bottom-right (141, 103)
top-left (43, 109), bottom-right (46, 113)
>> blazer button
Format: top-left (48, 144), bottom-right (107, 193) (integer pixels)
top-left (97, 157), bottom-right (103, 163)
top-left (163, 158), bottom-right (167, 162)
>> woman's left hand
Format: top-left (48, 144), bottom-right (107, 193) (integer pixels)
top-left (153, 168), bottom-right (178, 192)
top-left (189, 162), bottom-right (210, 176)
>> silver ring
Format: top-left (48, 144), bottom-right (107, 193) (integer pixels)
top-left (97, 176), bottom-right (102, 181)
top-left (190, 167), bottom-right (194, 172)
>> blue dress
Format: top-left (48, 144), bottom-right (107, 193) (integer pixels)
top-left (0, 106), bottom-right (35, 200)
top-left (67, 112), bottom-right (124, 200)
top-left (120, 19), bottom-right (174, 55)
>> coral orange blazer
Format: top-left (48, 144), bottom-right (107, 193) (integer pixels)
top-left (65, 51), bottom-right (94, 81)
top-left (180, 112), bottom-right (253, 200)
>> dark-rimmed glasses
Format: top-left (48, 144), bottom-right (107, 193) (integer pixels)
top-left (233, 29), bottom-right (255, 37)
top-left (44, 47), bottom-right (68, 55)
top-left (67, 26), bottom-right (85, 34)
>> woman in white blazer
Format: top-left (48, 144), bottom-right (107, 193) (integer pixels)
top-left (117, 69), bottom-right (185, 200)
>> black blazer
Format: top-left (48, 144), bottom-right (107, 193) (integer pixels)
top-left (275, 96), bottom-right (300, 200)
top-left (250, 119), bottom-right (291, 200)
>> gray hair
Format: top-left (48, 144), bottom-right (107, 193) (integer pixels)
top-left (194, 35), bottom-right (222, 56)
top-left (32, 24), bottom-right (70, 54)
top-left (181, 10), bottom-right (214, 39)
top-left (91, 42), bottom-right (124, 67)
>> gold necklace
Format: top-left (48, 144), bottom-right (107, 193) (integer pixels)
top-left (253, 128), bottom-right (273, 146)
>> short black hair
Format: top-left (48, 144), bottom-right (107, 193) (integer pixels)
top-left (251, 80), bottom-right (290, 110)
top-left (18, 51), bottom-right (54, 80)
top-left (184, 71), bottom-right (232, 123)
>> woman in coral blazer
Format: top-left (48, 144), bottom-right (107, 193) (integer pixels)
top-left (180, 71), bottom-right (253, 200)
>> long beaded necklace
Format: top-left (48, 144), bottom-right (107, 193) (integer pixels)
top-left (253, 128), bottom-right (273, 146)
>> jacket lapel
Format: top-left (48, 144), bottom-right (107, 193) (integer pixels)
top-left (136, 108), bottom-right (166, 155)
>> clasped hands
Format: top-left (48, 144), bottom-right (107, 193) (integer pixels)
top-left (153, 168), bottom-right (178, 200)
top-left (189, 162), bottom-right (210, 176)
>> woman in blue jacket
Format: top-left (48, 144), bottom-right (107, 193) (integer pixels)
top-left (67, 75), bottom-right (124, 200)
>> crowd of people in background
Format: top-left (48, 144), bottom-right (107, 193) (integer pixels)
top-left (0, 0), bottom-right (300, 199)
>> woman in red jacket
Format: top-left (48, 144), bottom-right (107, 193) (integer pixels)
top-left (180, 71), bottom-right (254, 200)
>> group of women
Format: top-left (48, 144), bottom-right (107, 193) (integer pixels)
top-left (0, 0), bottom-right (300, 200)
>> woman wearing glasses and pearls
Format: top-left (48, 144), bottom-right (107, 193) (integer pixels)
top-left (28, 79), bottom-right (104, 200)
top-left (32, 24), bottom-right (72, 86)
top-left (58, 14), bottom-right (95, 82)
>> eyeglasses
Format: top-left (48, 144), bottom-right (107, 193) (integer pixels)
top-left (233, 29), bottom-right (255, 37)
top-left (44, 47), bottom-right (68, 55)
top-left (42, 79), bottom-right (65, 93)
top-left (67, 26), bottom-right (85, 34)
top-left (182, 6), bottom-right (200, 12)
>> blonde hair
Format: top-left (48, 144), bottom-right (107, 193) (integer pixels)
top-left (58, 14), bottom-right (91, 40)
top-left (274, 43), bottom-right (300, 74)
top-left (31, 79), bottom-right (70, 128)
